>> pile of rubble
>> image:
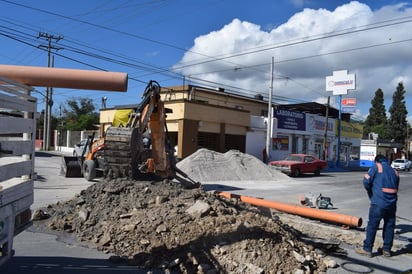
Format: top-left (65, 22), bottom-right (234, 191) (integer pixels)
top-left (36, 149), bottom-right (342, 273)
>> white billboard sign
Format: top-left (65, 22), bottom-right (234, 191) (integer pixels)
top-left (326, 70), bottom-right (356, 95)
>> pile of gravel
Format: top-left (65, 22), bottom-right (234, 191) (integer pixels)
top-left (177, 149), bottom-right (291, 182)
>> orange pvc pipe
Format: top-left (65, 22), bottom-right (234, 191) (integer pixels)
top-left (0, 65), bottom-right (128, 91)
top-left (217, 191), bottom-right (362, 228)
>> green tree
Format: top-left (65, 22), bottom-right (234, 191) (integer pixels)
top-left (62, 97), bottom-right (99, 131)
top-left (388, 82), bottom-right (408, 143)
top-left (363, 88), bottom-right (388, 139)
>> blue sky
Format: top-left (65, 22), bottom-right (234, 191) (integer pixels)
top-left (1, 0), bottom-right (412, 122)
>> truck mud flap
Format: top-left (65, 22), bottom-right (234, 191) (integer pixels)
top-left (61, 156), bottom-right (82, 177)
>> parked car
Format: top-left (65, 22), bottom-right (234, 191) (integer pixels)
top-left (269, 154), bottom-right (327, 177)
top-left (391, 158), bottom-right (411, 171)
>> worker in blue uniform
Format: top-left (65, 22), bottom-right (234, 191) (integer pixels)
top-left (355, 154), bottom-right (400, 257)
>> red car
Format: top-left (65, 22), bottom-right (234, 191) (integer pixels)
top-left (269, 154), bottom-right (327, 177)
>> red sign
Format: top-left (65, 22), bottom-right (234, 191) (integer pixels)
top-left (342, 98), bottom-right (356, 106)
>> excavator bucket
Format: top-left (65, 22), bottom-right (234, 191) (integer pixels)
top-left (104, 126), bottom-right (142, 179)
top-left (61, 156), bottom-right (82, 177)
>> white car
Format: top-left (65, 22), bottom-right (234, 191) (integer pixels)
top-left (391, 158), bottom-right (411, 171)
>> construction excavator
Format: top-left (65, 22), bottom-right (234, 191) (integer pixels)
top-left (104, 80), bottom-right (176, 180)
top-left (62, 80), bottom-right (199, 187)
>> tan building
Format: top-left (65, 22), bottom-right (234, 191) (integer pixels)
top-left (99, 84), bottom-right (361, 163)
top-left (100, 85), bottom-right (269, 159)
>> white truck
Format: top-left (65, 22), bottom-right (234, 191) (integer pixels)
top-left (0, 65), bottom-right (128, 266)
top-left (0, 76), bottom-right (36, 266)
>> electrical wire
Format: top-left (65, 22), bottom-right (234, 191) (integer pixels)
top-left (1, 1), bottom-right (412, 107)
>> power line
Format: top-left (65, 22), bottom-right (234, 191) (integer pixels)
top-left (172, 15), bottom-right (412, 70)
top-left (2, 2), bottom-right (412, 108)
top-left (0, 0), bottom-right (231, 67)
top-left (2, 23), bottom-right (410, 106)
top-left (2, 1), bottom-right (412, 78)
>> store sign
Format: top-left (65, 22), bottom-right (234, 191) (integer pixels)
top-left (274, 109), bottom-right (305, 131)
top-left (326, 70), bottom-right (356, 95)
top-left (342, 107), bottom-right (356, 113)
top-left (307, 114), bottom-right (335, 134)
top-left (342, 98), bottom-right (356, 106)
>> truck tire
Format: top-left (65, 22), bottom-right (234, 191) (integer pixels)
top-left (83, 160), bottom-right (96, 181)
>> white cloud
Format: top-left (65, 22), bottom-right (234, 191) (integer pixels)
top-left (173, 1), bottom-right (412, 120)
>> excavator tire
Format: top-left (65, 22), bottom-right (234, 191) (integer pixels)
top-left (104, 127), bottom-right (141, 180)
top-left (83, 159), bottom-right (96, 181)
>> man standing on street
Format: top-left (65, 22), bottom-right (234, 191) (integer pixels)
top-left (355, 154), bottom-right (400, 257)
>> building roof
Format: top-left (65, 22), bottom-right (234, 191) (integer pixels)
top-left (107, 86), bottom-right (351, 122)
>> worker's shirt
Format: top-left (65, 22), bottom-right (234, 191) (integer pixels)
top-left (363, 162), bottom-right (399, 208)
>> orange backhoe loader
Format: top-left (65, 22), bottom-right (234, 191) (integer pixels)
top-left (61, 133), bottom-right (104, 180)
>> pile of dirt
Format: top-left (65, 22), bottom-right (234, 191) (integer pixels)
top-left (35, 149), bottom-right (343, 273)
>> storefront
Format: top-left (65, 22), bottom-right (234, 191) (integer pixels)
top-left (306, 114), bottom-right (335, 161)
top-left (271, 109), bottom-right (311, 161)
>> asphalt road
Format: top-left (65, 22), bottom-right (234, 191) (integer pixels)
top-left (200, 169), bottom-right (412, 273)
top-left (2, 151), bottom-right (412, 274)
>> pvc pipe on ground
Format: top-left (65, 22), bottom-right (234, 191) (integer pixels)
top-left (0, 65), bottom-right (128, 91)
top-left (217, 191), bottom-right (362, 228)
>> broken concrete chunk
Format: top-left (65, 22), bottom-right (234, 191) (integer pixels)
top-left (186, 200), bottom-right (211, 218)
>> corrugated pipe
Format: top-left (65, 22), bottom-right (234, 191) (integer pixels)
top-left (0, 64), bottom-right (128, 91)
top-left (217, 191), bottom-right (362, 228)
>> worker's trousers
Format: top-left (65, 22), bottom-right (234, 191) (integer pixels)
top-left (363, 203), bottom-right (396, 252)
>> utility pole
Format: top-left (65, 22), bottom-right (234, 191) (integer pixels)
top-left (266, 57), bottom-right (274, 162)
top-left (38, 32), bottom-right (63, 151)
top-left (323, 96), bottom-right (330, 160)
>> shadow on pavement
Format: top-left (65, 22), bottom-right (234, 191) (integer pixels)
top-left (200, 184), bottom-right (244, 192)
top-left (1, 256), bottom-right (161, 274)
top-left (338, 254), bottom-right (412, 274)
top-left (35, 151), bottom-right (57, 157)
